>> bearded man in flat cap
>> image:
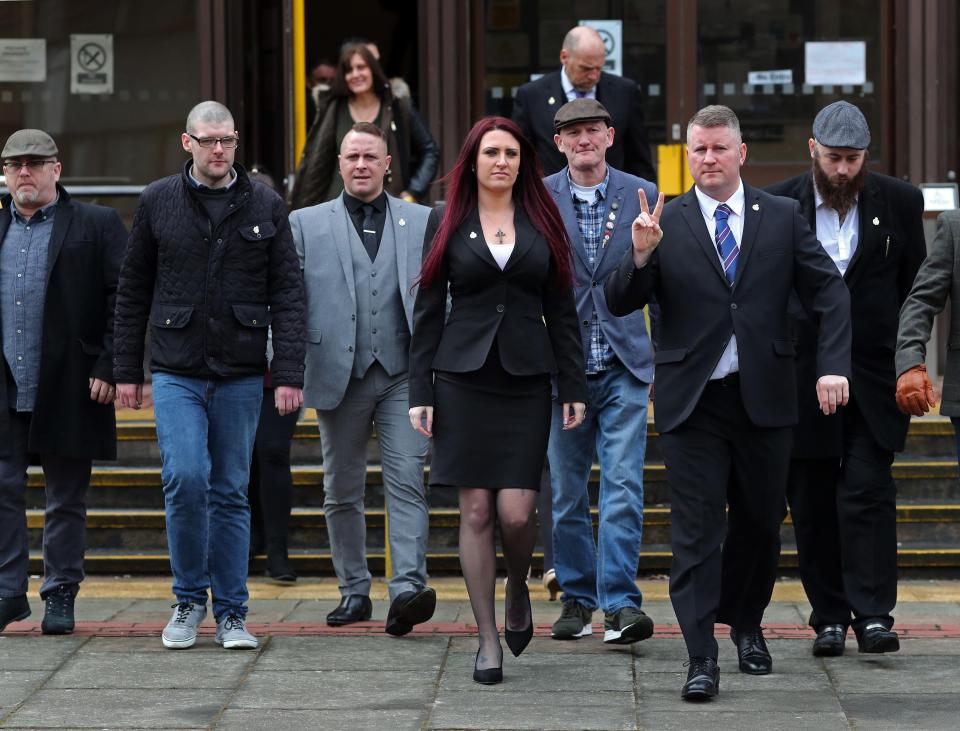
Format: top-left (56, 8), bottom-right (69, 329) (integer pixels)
top-left (0, 129), bottom-right (127, 636)
top-left (767, 101), bottom-right (927, 657)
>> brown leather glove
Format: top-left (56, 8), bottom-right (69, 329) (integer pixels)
top-left (895, 364), bottom-right (937, 417)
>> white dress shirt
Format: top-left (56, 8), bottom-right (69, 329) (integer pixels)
top-left (694, 181), bottom-right (745, 380)
top-left (560, 68), bottom-right (596, 101)
top-left (813, 182), bottom-right (859, 275)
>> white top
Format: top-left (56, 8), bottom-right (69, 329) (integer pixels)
top-left (570, 179), bottom-right (602, 203)
top-left (694, 181), bottom-right (745, 380)
top-left (813, 181), bottom-right (859, 275)
top-left (487, 242), bottom-right (514, 270)
top-left (561, 68), bottom-right (596, 102)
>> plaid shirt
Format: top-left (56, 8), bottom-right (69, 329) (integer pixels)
top-left (568, 170), bottom-right (614, 373)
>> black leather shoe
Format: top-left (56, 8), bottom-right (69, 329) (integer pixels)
top-left (41, 584), bottom-right (77, 635)
top-left (681, 657), bottom-right (719, 701)
top-left (265, 553), bottom-right (297, 585)
top-left (857, 622), bottom-right (900, 654)
top-left (0, 594), bottom-right (31, 632)
top-left (385, 587), bottom-right (436, 636)
top-left (504, 586), bottom-right (533, 657)
top-left (812, 624), bottom-right (846, 657)
top-left (731, 626), bottom-right (772, 674)
top-left (326, 595), bottom-right (373, 626)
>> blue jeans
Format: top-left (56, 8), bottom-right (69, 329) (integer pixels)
top-left (548, 366), bottom-right (648, 613)
top-left (153, 372), bottom-right (262, 620)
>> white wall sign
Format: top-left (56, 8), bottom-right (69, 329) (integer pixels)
top-left (747, 69), bottom-right (792, 85)
top-left (805, 41), bottom-right (866, 85)
top-left (70, 34), bottom-right (113, 94)
top-left (0, 39), bottom-right (46, 82)
top-left (920, 184), bottom-right (959, 212)
top-left (580, 19), bottom-right (622, 76)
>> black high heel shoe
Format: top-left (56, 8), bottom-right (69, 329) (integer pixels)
top-left (504, 585), bottom-right (533, 657)
top-left (473, 647), bottom-right (503, 684)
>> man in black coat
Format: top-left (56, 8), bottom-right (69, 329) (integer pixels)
top-left (606, 105), bottom-right (851, 701)
top-left (114, 101), bottom-right (306, 651)
top-left (0, 129), bottom-right (126, 635)
top-left (766, 101), bottom-right (926, 657)
top-left (512, 25), bottom-right (655, 181)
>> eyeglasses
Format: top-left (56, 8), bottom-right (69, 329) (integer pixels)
top-left (2, 159), bottom-right (57, 173)
top-left (186, 133), bottom-right (239, 149)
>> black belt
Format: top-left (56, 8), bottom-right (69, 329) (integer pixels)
top-left (708, 372), bottom-right (740, 387)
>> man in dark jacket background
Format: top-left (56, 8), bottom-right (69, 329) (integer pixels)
top-left (114, 101), bottom-right (306, 651)
top-left (512, 25), bottom-right (655, 181)
top-left (0, 129), bottom-right (126, 636)
top-left (767, 101), bottom-right (926, 657)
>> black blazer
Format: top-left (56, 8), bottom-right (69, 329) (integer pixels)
top-left (605, 183), bottom-right (852, 435)
top-left (512, 70), bottom-right (655, 181)
top-left (0, 186), bottom-right (126, 460)
top-left (766, 171), bottom-right (926, 456)
top-left (409, 206), bottom-right (587, 407)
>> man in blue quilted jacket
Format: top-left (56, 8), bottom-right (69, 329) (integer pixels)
top-left (113, 101), bottom-right (306, 650)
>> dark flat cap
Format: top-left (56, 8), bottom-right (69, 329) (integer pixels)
top-left (2, 128), bottom-right (58, 159)
top-left (554, 98), bottom-right (612, 132)
top-left (812, 101), bottom-right (870, 149)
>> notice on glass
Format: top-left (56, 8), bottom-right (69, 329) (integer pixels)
top-left (805, 41), bottom-right (866, 85)
top-left (0, 39), bottom-right (46, 82)
top-left (71, 34), bottom-right (113, 94)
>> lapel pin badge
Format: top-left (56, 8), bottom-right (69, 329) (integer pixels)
top-left (609, 212), bottom-right (616, 221)
top-left (611, 201), bottom-right (619, 210)
top-left (391, 120), bottom-right (397, 132)
top-left (752, 203), bottom-right (759, 211)
top-left (548, 96), bottom-right (556, 105)
top-left (469, 231), bottom-right (477, 239)
top-left (398, 218), bottom-right (406, 227)
top-left (873, 217), bottom-right (880, 226)
top-left (253, 225), bottom-right (260, 235)
top-left (605, 221), bottom-right (615, 230)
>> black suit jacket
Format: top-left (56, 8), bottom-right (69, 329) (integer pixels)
top-left (409, 206), bottom-right (587, 407)
top-left (0, 186), bottom-right (126, 460)
top-left (512, 70), bottom-right (655, 180)
top-left (766, 171), bottom-right (926, 456)
top-left (605, 183), bottom-right (852, 435)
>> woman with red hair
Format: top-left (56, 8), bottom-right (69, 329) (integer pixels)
top-left (408, 117), bottom-right (587, 684)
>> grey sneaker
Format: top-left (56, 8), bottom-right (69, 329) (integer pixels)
top-left (551, 600), bottom-right (593, 639)
top-left (162, 602), bottom-right (206, 649)
top-left (215, 613), bottom-right (258, 649)
top-left (603, 606), bottom-right (654, 645)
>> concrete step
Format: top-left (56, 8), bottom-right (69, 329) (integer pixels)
top-left (27, 458), bottom-right (960, 511)
top-left (27, 503), bottom-right (960, 552)
top-left (27, 543), bottom-right (960, 575)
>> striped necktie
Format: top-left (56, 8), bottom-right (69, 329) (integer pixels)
top-left (714, 203), bottom-right (738, 284)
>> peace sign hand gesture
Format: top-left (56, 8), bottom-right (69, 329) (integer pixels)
top-left (631, 189), bottom-right (665, 268)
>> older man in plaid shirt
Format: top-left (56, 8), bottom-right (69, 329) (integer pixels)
top-left (542, 99), bottom-right (659, 645)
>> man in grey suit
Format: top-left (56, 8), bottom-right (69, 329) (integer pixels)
top-left (290, 122), bottom-right (435, 633)
top-left (896, 210), bottom-right (960, 455)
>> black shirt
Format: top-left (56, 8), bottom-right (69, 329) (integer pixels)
top-left (343, 190), bottom-right (387, 249)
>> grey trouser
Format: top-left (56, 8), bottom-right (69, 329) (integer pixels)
top-left (317, 364), bottom-right (430, 601)
top-left (0, 410), bottom-right (92, 598)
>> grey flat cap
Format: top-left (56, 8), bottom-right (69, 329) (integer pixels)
top-left (554, 98), bottom-right (612, 132)
top-left (2, 128), bottom-right (58, 159)
top-left (812, 101), bottom-right (870, 149)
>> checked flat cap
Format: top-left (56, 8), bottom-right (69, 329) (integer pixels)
top-left (554, 98), bottom-right (612, 132)
top-left (812, 101), bottom-right (870, 150)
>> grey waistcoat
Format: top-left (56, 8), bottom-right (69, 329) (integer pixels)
top-left (349, 213), bottom-right (410, 378)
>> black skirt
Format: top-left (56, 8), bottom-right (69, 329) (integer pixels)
top-left (429, 341), bottom-right (551, 490)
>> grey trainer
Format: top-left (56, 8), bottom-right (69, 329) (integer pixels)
top-left (162, 602), bottom-right (206, 649)
top-left (603, 606), bottom-right (654, 644)
top-left (551, 599), bottom-right (593, 639)
top-left (215, 613), bottom-right (258, 649)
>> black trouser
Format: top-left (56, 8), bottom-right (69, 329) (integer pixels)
top-left (660, 377), bottom-right (791, 659)
top-left (248, 389), bottom-right (298, 559)
top-left (787, 398), bottom-right (897, 635)
top-left (0, 409), bottom-right (92, 599)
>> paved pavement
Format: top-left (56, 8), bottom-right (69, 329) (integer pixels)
top-left (2, 577), bottom-right (960, 730)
